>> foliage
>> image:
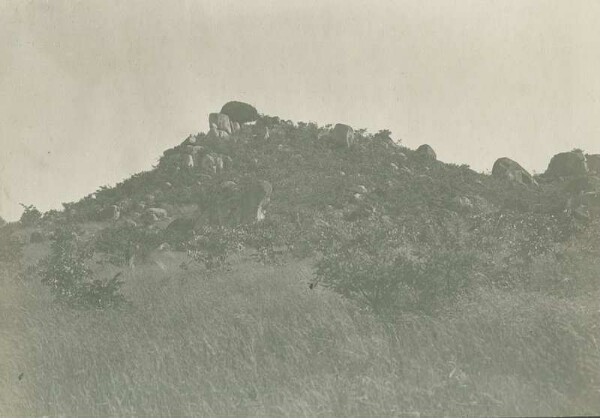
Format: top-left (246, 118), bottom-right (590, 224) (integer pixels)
top-left (185, 225), bottom-right (245, 270)
top-left (94, 223), bottom-right (164, 266)
top-left (314, 216), bottom-right (477, 314)
top-left (19, 203), bottom-right (42, 226)
top-left (39, 225), bottom-right (128, 309)
top-left (0, 225), bottom-right (23, 267)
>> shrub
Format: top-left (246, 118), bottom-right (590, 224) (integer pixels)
top-left (185, 225), bottom-right (245, 270)
top-left (19, 203), bottom-right (42, 226)
top-left (94, 224), bottom-right (164, 265)
top-left (314, 217), bottom-right (477, 315)
top-left (39, 225), bottom-right (128, 309)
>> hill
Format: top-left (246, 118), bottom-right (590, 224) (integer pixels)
top-left (1, 101), bottom-right (600, 416)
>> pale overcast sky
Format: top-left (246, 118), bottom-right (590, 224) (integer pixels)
top-left (1, 0), bottom-right (600, 220)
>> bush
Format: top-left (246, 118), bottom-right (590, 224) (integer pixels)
top-left (314, 217), bottom-right (477, 315)
top-left (94, 224), bottom-right (164, 265)
top-left (0, 226), bottom-right (23, 268)
top-left (185, 225), bottom-right (245, 270)
top-left (39, 225), bottom-right (128, 309)
top-left (19, 203), bottom-right (42, 226)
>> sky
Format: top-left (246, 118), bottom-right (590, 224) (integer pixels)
top-left (1, 0), bottom-right (600, 221)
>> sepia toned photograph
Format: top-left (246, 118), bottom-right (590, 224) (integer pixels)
top-left (1, 1), bottom-right (599, 416)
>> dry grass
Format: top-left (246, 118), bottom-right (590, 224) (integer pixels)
top-left (1, 250), bottom-right (599, 417)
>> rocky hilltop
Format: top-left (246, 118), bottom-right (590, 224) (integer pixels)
top-left (4, 101), bottom-right (600, 248)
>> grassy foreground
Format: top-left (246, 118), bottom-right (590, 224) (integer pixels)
top-left (1, 250), bottom-right (599, 417)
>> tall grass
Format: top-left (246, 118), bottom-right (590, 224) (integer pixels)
top-left (1, 252), bottom-right (599, 417)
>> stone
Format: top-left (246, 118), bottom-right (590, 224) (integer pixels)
top-left (146, 207), bottom-right (168, 219)
top-left (331, 124), bottom-right (355, 148)
top-left (231, 121), bottom-right (241, 133)
top-left (586, 154), bottom-right (600, 173)
top-left (98, 205), bottom-right (120, 221)
top-left (182, 154), bottom-right (194, 169)
top-left (220, 101), bottom-right (259, 124)
top-left (416, 144), bottom-right (436, 160)
top-left (209, 113), bottom-right (232, 134)
top-left (573, 206), bottom-right (590, 221)
top-left (492, 157), bottom-right (537, 186)
top-left (240, 180), bottom-right (273, 223)
top-left (201, 154), bottom-right (217, 174)
top-left (397, 152), bottom-right (408, 163)
top-left (349, 184), bottom-right (368, 194)
top-left (453, 196), bottom-right (474, 212)
top-left (390, 163), bottom-right (399, 171)
top-left (546, 150), bottom-right (588, 177)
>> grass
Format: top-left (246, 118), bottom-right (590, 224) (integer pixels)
top-left (1, 248), bottom-right (599, 417)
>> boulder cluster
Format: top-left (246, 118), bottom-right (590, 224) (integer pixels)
top-left (491, 149), bottom-right (600, 220)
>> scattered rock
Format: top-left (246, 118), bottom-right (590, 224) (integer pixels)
top-left (397, 152), bottom-right (408, 163)
top-left (146, 207), bottom-right (168, 219)
top-left (331, 124), bottom-right (355, 148)
top-left (349, 184), bottom-right (368, 194)
top-left (220, 101), bottom-right (259, 124)
top-left (453, 196), bottom-right (473, 212)
top-left (158, 242), bottom-right (171, 251)
top-left (201, 154), bottom-right (217, 174)
top-left (390, 163), bottom-right (399, 171)
top-left (416, 144), bottom-right (436, 160)
top-left (546, 150), bottom-right (588, 178)
top-left (492, 157), bottom-right (537, 186)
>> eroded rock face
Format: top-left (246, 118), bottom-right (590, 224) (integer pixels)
top-left (220, 101), bottom-right (259, 124)
top-left (586, 154), bottom-right (600, 174)
top-left (416, 144), bottom-right (436, 160)
top-left (492, 157), bottom-right (537, 186)
top-left (331, 124), bottom-right (355, 148)
top-left (546, 150), bottom-right (588, 178)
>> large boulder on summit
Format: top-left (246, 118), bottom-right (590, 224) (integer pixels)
top-left (331, 124), bottom-right (355, 148)
top-left (492, 157), bottom-right (537, 186)
top-left (545, 150), bottom-right (588, 178)
top-left (416, 144), bottom-right (436, 160)
top-left (586, 154), bottom-right (600, 173)
top-left (220, 101), bottom-right (259, 124)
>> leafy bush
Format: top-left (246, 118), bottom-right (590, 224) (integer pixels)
top-left (39, 225), bottom-right (128, 309)
top-left (19, 203), bottom-right (42, 226)
top-left (0, 226), bottom-right (23, 268)
top-left (94, 223), bottom-right (164, 265)
top-left (314, 217), bottom-right (477, 315)
top-left (185, 225), bottom-right (245, 270)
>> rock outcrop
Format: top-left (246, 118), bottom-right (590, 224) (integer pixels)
top-left (220, 101), bottom-right (259, 124)
top-left (545, 150), bottom-right (588, 178)
top-left (331, 124), bottom-right (355, 148)
top-left (492, 157), bottom-right (537, 186)
top-left (416, 144), bottom-right (436, 160)
top-left (209, 113), bottom-right (232, 138)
